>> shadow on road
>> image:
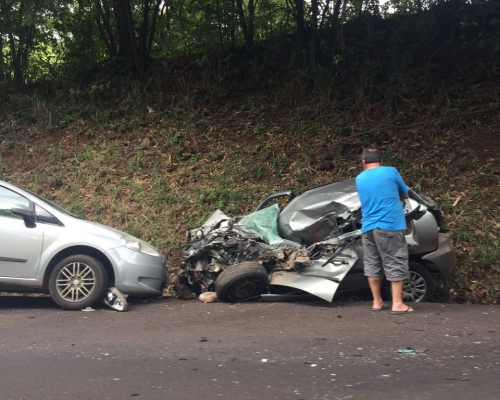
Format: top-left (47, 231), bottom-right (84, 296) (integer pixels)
top-left (0, 294), bottom-right (166, 310)
top-left (0, 294), bottom-right (59, 310)
top-left (0, 294), bottom-right (58, 309)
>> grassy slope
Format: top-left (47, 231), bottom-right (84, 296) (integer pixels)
top-left (1, 79), bottom-right (499, 304)
top-left (1, 8), bottom-right (500, 303)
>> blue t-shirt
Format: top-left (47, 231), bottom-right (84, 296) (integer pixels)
top-left (355, 166), bottom-right (409, 233)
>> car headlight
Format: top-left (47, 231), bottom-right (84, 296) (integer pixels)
top-left (120, 235), bottom-right (160, 257)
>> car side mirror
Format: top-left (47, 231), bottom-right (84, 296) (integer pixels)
top-left (11, 205), bottom-right (37, 228)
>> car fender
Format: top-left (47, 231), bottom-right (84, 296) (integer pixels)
top-left (30, 227), bottom-right (121, 286)
top-left (269, 247), bottom-right (359, 302)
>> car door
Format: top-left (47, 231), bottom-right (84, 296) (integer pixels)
top-left (0, 186), bottom-right (44, 279)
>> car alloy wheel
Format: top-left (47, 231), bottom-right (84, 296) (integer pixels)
top-left (58, 262), bottom-right (96, 300)
top-left (49, 255), bottom-right (108, 310)
top-left (382, 261), bottom-right (435, 303)
top-left (403, 270), bottom-right (428, 302)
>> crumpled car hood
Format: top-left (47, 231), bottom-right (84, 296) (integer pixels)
top-left (277, 178), bottom-right (360, 245)
top-left (173, 205), bottom-right (360, 301)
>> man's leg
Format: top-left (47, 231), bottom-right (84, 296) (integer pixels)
top-left (367, 276), bottom-right (384, 309)
top-left (390, 280), bottom-right (413, 313)
top-left (362, 231), bottom-right (384, 309)
top-left (374, 229), bottom-right (413, 313)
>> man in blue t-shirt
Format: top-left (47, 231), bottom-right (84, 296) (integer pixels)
top-left (355, 148), bottom-right (413, 315)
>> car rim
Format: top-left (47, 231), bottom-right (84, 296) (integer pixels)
top-left (56, 262), bottom-right (96, 302)
top-left (403, 271), bottom-right (427, 302)
top-left (230, 279), bottom-right (260, 301)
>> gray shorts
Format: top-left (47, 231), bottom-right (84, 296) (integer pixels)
top-left (362, 228), bottom-right (409, 281)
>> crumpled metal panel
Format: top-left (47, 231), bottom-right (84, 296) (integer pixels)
top-left (269, 244), bottom-right (360, 302)
top-left (174, 209), bottom-right (313, 299)
top-left (403, 199), bottom-right (438, 255)
top-left (269, 273), bottom-right (340, 302)
top-left (174, 203), bottom-right (360, 300)
top-left (277, 179), bottom-right (360, 245)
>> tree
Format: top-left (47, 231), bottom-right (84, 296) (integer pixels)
top-left (236, 0), bottom-right (258, 49)
top-left (309, 0), bottom-right (318, 64)
top-left (90, 0), bottom-right (162, 75)
top-left (0, 35), bottom-right (5, 81)
top-left (113, 0), bottom-right (143, 73)
top-left (91, 0), bottom-right (118, 59)
top-left (0, 0), bottom-right (42, 84)
top-left (286, 0), bottom-right (307, 45)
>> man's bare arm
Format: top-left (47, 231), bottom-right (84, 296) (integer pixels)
top-left (400, 192), bottom-right (409, 201)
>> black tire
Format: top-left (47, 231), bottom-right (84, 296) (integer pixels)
top-left (215, 262), bottom-right (269, 303)
top-left (48, 255), bottom-right (108, 310)
top-left (382, 261), bottom-right (435, 303)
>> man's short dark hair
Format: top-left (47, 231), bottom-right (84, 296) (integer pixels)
top-left (362, 148), bottom-right (382, 164)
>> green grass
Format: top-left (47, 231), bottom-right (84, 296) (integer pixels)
top-left (2, 73), bottom-right (500, 304)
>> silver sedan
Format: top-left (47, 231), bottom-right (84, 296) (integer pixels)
top-left (0, 180), bottom-right (168, 310)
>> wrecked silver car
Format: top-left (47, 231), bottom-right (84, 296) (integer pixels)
top-left (174, 179), bottom-right (455, 303)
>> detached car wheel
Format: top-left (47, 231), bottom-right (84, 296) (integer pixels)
top-left (382, 261), bottom-right (435, 303)
top-left (215, 262), bottom-right (269, 302)
top-left (48, 255), bottom-right (109, 310)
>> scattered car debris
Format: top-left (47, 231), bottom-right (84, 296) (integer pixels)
top-left (103, 287), bottom-right (129, 312)
top-left (396, 347), bottom-right (428, 356)
top-left (174, 179), bottom-right (456, 304)
top-left (199, 292), bottom-right (218, 303)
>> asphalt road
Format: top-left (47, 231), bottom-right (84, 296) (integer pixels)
top-left (0, 295), bottom-right (498, 400)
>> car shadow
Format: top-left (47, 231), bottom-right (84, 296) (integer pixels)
top-left (0, 294), bottom-right (58, 309)
top-left (258, 288), bottom-right (373, 308)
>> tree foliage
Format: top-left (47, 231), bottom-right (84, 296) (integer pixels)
top-left (0, 0), bottom-right (499, 83)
